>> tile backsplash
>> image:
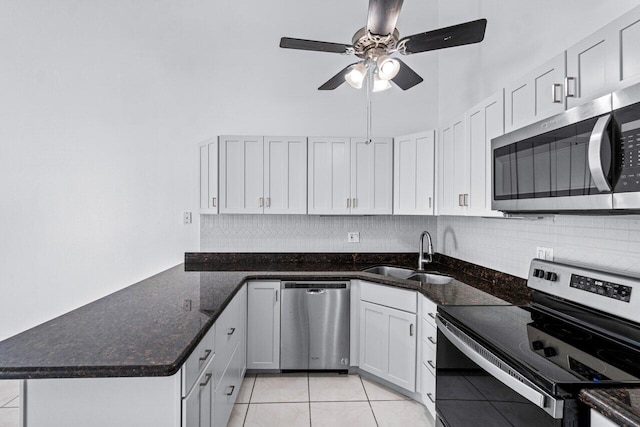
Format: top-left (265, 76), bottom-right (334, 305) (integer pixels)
top-left (201, 215), bottom-right (437, 253)
top-left (438, 215), bottom-right (640, 278)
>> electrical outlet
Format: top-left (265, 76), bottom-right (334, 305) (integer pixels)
top-left (348, 232), bottom-right (360, 243)
top-left (183, 212), bottom-right (192, 224)
top-left (536, 246), bottom-right (554, 261)
top-left (545, 247), bottom-right (554, 261)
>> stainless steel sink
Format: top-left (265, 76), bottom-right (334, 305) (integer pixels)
top-left (407, 272), bottom-right (454, 285)
top-left (362, 265), bottom-right (414, 280)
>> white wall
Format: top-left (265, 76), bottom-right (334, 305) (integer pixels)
top-left (201, 215), bottom-right (437, 253)
top-left (437, 0), bottom-right (640, 124)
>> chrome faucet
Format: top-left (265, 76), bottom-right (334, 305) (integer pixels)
top-left (418, 231), bottom-right (433, 270)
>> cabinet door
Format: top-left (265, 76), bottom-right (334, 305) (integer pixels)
top-left (611, 6), bottom-right (640, 91)
top-left (219, 136), bottom-right (264, 214)
top-left (393, 131), bottom-right (435, 215)
top-left (566, 28), bottom-right (615, 109)
top-left (437, 122), bottom-right (457, 215)
top-left (359, 301), bottom-right (386, 378)
top-left (466, 91), bottom-right (504, 216)
top-left (199, 140), bottom-right (218, 214)
top-left (247, 281), bottom-right (280, 370)
top-left (351, 138), bottom-right (393, 215)
top-left (452, 117), bottom-right (468, 213)
top-left (386, 306), bottom-right (417, 392)
top-left (504, 53), bottom-right (566, 133)
top-left (182, 359), bottom-right (214, 427)
top-left (264, 137), bottom-right (308, 214)
top-left (308, 137), bottom-right (351, 214)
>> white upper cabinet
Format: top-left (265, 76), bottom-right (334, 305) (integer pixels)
top-left (393, 131), bottom-right (435, 215)
top-left (566, 6), bottom-right (640, 109)
top-left (219, 135), bottom-right (307, 214)
top-left (437, 116), bottom-right (464, 216)
top-left (263, 137), bottom-right (308, 214)
top-left (199, 140), bottom-right (218, 214)
top-left (308, 137), bottom-right (392, 215)
top-left (504, 53), bottom-right (566, 133)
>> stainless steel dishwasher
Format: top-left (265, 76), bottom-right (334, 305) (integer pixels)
top-left (280, 281), bottom-right (350, 371)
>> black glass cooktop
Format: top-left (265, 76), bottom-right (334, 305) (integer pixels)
top-left (438, 304), bottom-right (640, 394)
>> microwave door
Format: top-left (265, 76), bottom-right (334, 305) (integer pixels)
top-left (613, 91), bottom-right (640, 209)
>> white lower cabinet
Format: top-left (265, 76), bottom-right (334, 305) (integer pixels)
top-left (247, 281), bottom-right (281, 370)
top-left (420, 296), bottom-right (438, 419)
top-left (183, 357), bottom-right (214, 427)
top-left (590, 409), bottom-right (620, 427)
top-left (359, 282), bottom-right (417, 392)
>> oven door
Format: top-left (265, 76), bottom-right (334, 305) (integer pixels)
top-left (435, 317), bottom-right (576, 427)
top-left (492, 95), bottom-right (614, 212)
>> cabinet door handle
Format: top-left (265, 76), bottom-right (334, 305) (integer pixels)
top-left (352, 198), bottom-right (357, 208)
top-left (428, 312), bottom-right (436, 319)
top-left (464, 194), bottom-right (469, 206)
top-left (200, 373), bottom-right (212, 387)
top-left (199, 349), bottom-right (212, 362)
top-left (426, 393), bottom-right (435, 403)
top-left (227, 327), bottom-right (236, 336)
top-left (410, 324), bottom-right (414, 336)
top-left (347, 198), bottom-right (351, 208)
top-left (552, 83), bottom-right (563, 103)
top-left (266, 197), bottom-right (270, 208)
top-left (226, 385), bottom-right (235, 396)
top-left (275, 290), bottom-right (278, 302)
top-left (259, 197), bottom-right (263, 207)
top-left (458, 194), bottom-right (464, 206)
top-left (427, 360), bottom-right (436, 369)
top-left (212, 197), bottom-right (216, 208)
top-left (428, 336), bottom-right (437, 345)
top-left (565, 77), bottom-right (576, 98)
top-left (428, 197), bottom-right (432, 208)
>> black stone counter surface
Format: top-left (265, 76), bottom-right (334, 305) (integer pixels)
top-left (580, 388), bottom-right (640, 426)
top-left (0, 252), bottom-right (528, 380)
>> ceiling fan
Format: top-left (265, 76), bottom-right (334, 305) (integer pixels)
top-left (279, 0), bottom-right (487, 92)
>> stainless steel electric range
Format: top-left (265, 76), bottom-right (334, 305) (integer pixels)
top-left (436, 259), bottom-right (640, 427)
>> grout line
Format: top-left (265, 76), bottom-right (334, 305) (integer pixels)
top-left (360, 375), bottom-right (379, 427)
top-left (308, 373), bottom-right (312, 427)
top-left (242, 375), bottom-right (257, 427)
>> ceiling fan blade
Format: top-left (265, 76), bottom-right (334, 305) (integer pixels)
top-left (399, 18), bottom-right (487, 54)
top-left (367, 0), bottom-right (404, 35)
top-left (318, 63), bottom-right (359, 90)
top-left (280, 37), bottom-right (353, 54)
top-left (391, 59), bottom-right (423, 90)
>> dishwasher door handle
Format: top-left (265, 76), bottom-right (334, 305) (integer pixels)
top-left (306, 289), bottom-right (326, 294)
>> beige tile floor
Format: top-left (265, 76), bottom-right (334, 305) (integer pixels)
top-left (229, 373), bottom-right (433, 427)
top-left (0, 380), bottom-right (20, 427)
top-left (0, 374), bottom-right (434, 427)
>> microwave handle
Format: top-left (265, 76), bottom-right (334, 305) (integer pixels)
top-left (588, 114), bottom-right (613, 192)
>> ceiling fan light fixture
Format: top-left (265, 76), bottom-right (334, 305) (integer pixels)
top-left (345, 63), bottom-right (367, 89)
top-left (376, 55), bottom-right (400, 80)
top-left (372, 74), bottom-right (392, 92)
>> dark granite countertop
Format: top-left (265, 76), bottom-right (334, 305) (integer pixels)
top-left (0, 252), bottom-right (527, 380)
top-left (580, 388), bottom-right (640, 426)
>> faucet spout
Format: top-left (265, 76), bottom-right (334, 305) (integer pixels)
top-left (418, 231), bottom-right (434, 270)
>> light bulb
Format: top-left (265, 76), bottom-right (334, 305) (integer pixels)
top-left (373, 74), bottom-right (392, 92)
top-left (376, 55), bottom-right (400, 80)
top-left (345, 63), bottom-right (367, 89)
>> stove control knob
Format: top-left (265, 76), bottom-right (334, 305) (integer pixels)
top-left (543, 347), bottom-right (557, 357)
top-left (531, 340), bottom-right (545, 350)
top-left (545, 272), bottom-right (558, 282)
top-left (533, 269), bottom-right (545, 278)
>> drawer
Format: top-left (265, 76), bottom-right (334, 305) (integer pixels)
top-left (421, 365), bottom-right (436, 418)
top-left (214, 287), bottom-right (245, 384)
top-left (422, 296), bottom-right (437, 327)
top-left (361, 282), bottom-right (416, 313)
top-left (182, 324), bottom-right (215, 397)
top-left (214, 341), bottom-right (243, 427)
top-left (421, 317), bottom-right (437, 348)
top-left (422, 338), bottom-right (437, 375)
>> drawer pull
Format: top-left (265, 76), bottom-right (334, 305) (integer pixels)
top-left (426, 392), bottom-right (435, 403)
top-left (227, 327), bottom-right (236, 336)
top-left (428, 336), bottom-right (437, 345)
top-left (199, 349), bottom-right (212, 362)
top-left (428, 312), bottom-right (436, 319)
top-left (200, 373), bottom-right (212, 387)
top-left (427, 360), bottom-right (436, 369)
top-left (226, 385), bottom-right (235, 396)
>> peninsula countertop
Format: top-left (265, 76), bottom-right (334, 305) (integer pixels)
top-left (0, 252), bottom-right (528, 380)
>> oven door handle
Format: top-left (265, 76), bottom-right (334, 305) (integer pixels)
top-left (588, 114), bottom-right (613, 193)
top-left (437, 317), bottom-right (563, 419)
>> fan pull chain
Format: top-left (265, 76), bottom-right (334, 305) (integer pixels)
top-left (366, 68), bottom-right (372, 144)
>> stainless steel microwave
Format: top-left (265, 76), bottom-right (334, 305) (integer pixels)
top-left (492, 82), bottom-right (640, 213)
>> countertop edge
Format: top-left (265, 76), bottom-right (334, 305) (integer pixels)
top-left (580, 388), bottom-right (640, 427)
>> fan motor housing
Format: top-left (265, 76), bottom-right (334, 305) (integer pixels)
top-left (351, 27), bottom-right (400, 59)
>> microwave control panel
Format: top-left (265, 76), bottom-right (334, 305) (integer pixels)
top-left (617, 118), bottom-right (640, 192)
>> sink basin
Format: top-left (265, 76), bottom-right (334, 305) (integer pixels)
top-left (407, 272), bottom-right (454, 285)
top-left (362, 265), bottom-right (414, 280)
